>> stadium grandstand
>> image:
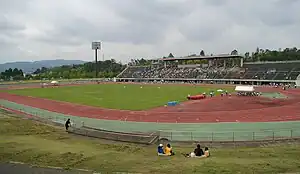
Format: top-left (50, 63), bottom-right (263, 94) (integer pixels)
top-left (117, 54), bottom-right (300, 86)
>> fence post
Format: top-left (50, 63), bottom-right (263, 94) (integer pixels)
top-left (272, 131), bottom-right (275, 142)
top-left (232, 132), bottom-right (235, 142)
top-left (252, 132), bottom-right (255, 141)
top-left (211, 132), bottom-right (214, 142)
top-left (170, 132), bottom-right (172, 141)
top-left (191, 132), bottom-right (193, 141)
top-left (291, 130), bottom-right (293, 138)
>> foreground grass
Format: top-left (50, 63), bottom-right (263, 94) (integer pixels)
top-left (7, 84), bottom-right (233, 110)
top-left (0, 115), bottom-right (300, 174)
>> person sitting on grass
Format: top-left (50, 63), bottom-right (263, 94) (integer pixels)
top-left (157, 144), bottom-right (165, 155)
top-left (183, 144), bottom-right (204, 158)
top-left (164, 144), bottom-right (175, 156)
top-left (203, 147), bottom-right (210, 157)
top-left (194, 144), bottom-right (204, 157)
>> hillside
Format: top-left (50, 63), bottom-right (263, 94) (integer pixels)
top-left (0, 59), bottom-right (86, 73)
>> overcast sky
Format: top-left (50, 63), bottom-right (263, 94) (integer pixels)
top-left (0, 0), bottom-right (299, 63)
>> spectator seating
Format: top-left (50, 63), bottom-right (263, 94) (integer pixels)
top-left (118, 62), bottom-right (300, 81)
top-left (243, 62), bottom-right (300, 80)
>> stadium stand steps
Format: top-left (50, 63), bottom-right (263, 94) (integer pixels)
top-left (116, 66), bottom-right (130, 78)
top-left (68, 126), bottom-right (159, 145)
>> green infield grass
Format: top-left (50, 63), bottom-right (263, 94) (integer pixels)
top-left (0, 80), bottom-right (47, 84)
top-left (7, 83), bottom-right (233, 110)
top-left (1, 111), bottom-right (300, 174)
top-left (0, 79), bottom-right (77, 85)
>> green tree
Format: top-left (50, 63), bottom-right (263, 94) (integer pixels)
top-left (231, 50), bottom-right (238, 55)
top-left (200, 50), bottom-right (205, 56)
top-left (26, 60), bottom-right (126, 80)
top-left (168, 53), bottom-right (174, 58)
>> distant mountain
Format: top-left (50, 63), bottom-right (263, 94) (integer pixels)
top-left (0, 59), bottom-right (87, 73)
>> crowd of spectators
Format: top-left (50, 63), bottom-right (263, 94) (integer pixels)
top-left (118, 62), bottom-right (300, 81)
top-left (120, 65), bottom-right (238, 79)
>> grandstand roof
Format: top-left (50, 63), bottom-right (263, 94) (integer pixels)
top-left (161, 54), bottom-right (243, 61)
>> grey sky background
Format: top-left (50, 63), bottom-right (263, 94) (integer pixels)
top-left (0, 0), bottom-right (299, 63)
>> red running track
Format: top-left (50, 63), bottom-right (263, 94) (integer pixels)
top-left (1, 87), bottom-right (300, 123)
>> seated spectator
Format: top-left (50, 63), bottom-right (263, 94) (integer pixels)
top-left (183, 144), bottom-right (204, 158)
top-left (157, 144), bottom-right (165, 155)
top-left (194, 144), bottom-right (204, 157)
top-left (203, 147), bottom-right (210, 157)
top-left (164, 143), bottom-right (175, 156)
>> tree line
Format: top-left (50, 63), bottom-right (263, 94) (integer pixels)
top-left (0, 68), bottom-right (25, 81)
top-left (244, 47), bottom-right (300, 62)
top-left (0, 59), bottom-right (125, 81)
top-left (32, 59), bottom-right (125, 80)
top-left (162, 47), bottom-right (300, 62)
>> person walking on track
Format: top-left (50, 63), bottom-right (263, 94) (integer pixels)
top-left (65, 119), bottom-right (71, 131)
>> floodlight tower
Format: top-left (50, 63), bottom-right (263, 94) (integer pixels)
top-left (91, 41), bottom-right (101, 78)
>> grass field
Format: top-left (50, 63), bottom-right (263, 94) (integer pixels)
top-left (7, 84), bottom-right (233, 110)
top-left (0, 79), bottom-right (78, 85)
top-left (0, 80), bottom-right (49, 85)
top-left (1, 111), bottom-right (300, 174)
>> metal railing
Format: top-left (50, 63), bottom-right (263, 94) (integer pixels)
top-left (158, 128), bottom-right (300, 142)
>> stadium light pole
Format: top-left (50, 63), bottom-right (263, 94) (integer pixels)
top-left (92, 41), bottom-right (101, 78)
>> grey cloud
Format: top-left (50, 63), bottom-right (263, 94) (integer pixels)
top-left (35, 17), bottom-right (157, 45)
top-left (226, 0), bottom-right (300, 27)
top-left (0, 0), bottom-right (300, 63)
top-left (39, 17), bottom-right (164, 45)
top-left (257, 3), bottom-right (300, 27)
top-left (0, 16), bottom-right (25, 33)
top-left (0, 41), bottom-right (23, 62)
top-left (106, 0), bottom-right (194, 22)
top-left (202, 0), bottom-right (228, 6)
top-left (0, 16), bottom-right (26, 49)
top-left (0, 0), bottom-right (30, 14)
top-left (37, 0), bottom-right (196, 46)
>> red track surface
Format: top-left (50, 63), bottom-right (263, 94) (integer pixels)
top-left (1, 84), bottom-right (300, 123)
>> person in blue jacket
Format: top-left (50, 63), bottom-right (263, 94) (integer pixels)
top-left (157, 144), bottom-right (164, 155)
